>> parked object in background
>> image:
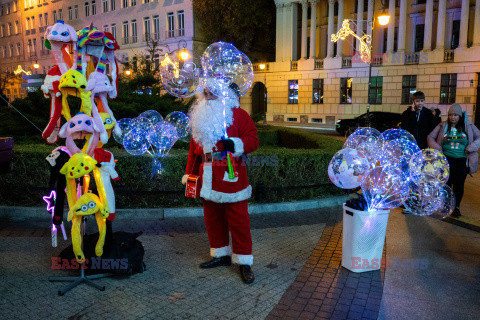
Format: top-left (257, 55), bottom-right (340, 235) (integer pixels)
top-left (336, 112), bottom-right (401, 136)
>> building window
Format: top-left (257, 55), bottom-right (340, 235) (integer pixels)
top-left (103, 25), bottom-right (109, 32)
top-left (153, 15), bottom-right (159, 40)
top-left (14, 0), bottom-right (18, 12)
top-left (26, 18), bottom-right (29, 30)
top-left (144, 17), bottom-right (151, 41)
top-left (111, 24), bottom-right (116, 38)
top-left (8, 23), bottom-right (12, 36)
top-left (167, 12), bottom-right (174, 38)
top-left (340, 77), bottom-right (353, 104)
top-left (103, 0), bottom-right (108, 12)
top-left (15, 21), bottom-right (19, 34)
top-left (144, 0), bottom-right (150, 3)
top-left (123, 0), bottom-right (128, 8)
top-left (451, 20), bottom-right (460, 49)
top-left (44, 13), bottom-right (48, 25)
top-left (53, 10), bottom-right (57, 22)
top-left (414, 24), bottom-right (424, 52)
top-left (312, 79), bottom-right (324, 104)
top-left (91, 1), bottom-right (96, 15)
top-left (401, 75), bottom-right (417, 105)
top-left (59, 9), bottom-right (63, 20)
top-left (17, 43), bottom-right (21, 55)
top-left (288, 80), bottom-right (299, 104)
top-left (9, 44), bottom-right (14, 57)
top-left (131, 20), bottom-right (137, 43)
top-left (31, 16), bottom-right (35, 29)
top-left (74, 5), bottom-right (78, 19)
top-left (85, 2), bottom-right (90, 16)
top-left (32, 38), bottom-right (37, 54)
top-left (131, 0), bottom-right (136, 5)
top-left (177, 10), bottom-right (184, 36)
top-left (123, 21), bottom-right (129, 44)
top-left (111, 0), bottom-right (116, 11)
top-left (68, 7), bottom-right (72, 20)
top-left (440, 74), bottom-right (457, 105)
top-left (368, 76), bottom-right (383, 105)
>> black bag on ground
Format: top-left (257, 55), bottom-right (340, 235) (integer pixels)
top-left (58, 230), bottom-right (146, 276)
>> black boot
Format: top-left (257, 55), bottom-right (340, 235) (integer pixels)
top-left (240, 265), bottom-right (255, 284)
top-left (200, 256), bottom-right (232, 269)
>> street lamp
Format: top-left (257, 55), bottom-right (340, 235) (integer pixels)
top-left (124, 69), bottom-right (132, 76)
top-left (33, 63), bottom-right (40, 69)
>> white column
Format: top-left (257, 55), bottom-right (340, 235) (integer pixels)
top-left (275, 3), bottom-right (284, 61)
top-left (327, 0), bottom-right (335, 58)
top-left (436, 0), bottom-right (447, 50)
top-left (367, 0), bottom-right (374, 39)
top-left (310, 0), bottom-right (318, 58)
top-left (423, 0), bottom-right (434, 51)
top-left (397, 0), bottom-right (407, 52)
top-left (356, 0), bottom-right (364, 52)
top-left (387, 0), bottom-right (396, 52)
top-left (301, 0), bottom-right (309, 59)
top-left (459, 0), bottom-right (470, 48)
top-left (336, 0), bottom-right (344, 57)
top-left (474, 0), bottom-right (480, 46)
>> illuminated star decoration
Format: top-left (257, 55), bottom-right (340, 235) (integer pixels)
top-left (331, 19), bottom-right (372, 63)
top-left (161, 53), bottom-right (180, 79)
top-left (13, 65), bottom-right (32, 76)
top-left (43, 190), bottom-right (56, 213)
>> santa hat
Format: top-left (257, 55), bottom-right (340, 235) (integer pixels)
top-left (104, 32), bottom-right (120, 98)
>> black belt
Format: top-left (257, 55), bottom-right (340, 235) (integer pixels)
top-left (202, 152), bottom-right (227, 163)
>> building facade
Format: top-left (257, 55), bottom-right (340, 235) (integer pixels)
top-left (244, 0), bottom-right (480, 126)
top-left (0, 0), bottom-right (200, 101)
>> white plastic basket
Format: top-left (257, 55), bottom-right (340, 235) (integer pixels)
top-left (342, 204), bottom-right (390, 273)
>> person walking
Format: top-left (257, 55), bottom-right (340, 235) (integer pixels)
top-left (427, 103), bottom-right (480, 217)
top-left (401, 91), bottom-right (435, 149)
top-left (182, 85), bottom-right (259, 284)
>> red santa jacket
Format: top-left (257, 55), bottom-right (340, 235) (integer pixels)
top-left (185, 108), bottom-right (259, 203)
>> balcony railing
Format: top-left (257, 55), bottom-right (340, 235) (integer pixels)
top-left (165, 29), bottom-right (186, 39)
top-left (143, 33), bottom-right (161, 42)
top-left (253, 63), bottom-right (269, 72)
top-left (444, 49), bottom-right (454, 63)
top-left (371, 55), bottom-right (383, 66)
top-left (290, 60), bottom-right (298, 71)
top-left (122, 36), bottom-right (139, 45)
top-left (404, 52), bottom-right (420, 65)
top-left (40, 49), bottom-right (50, 55)
top-left (342, 56), bottom-right (352, 68)
top-left (314, 58), bottom-right (323, 69)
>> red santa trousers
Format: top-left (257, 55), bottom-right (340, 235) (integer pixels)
top-left (203, 199), bottom-right (253, 265)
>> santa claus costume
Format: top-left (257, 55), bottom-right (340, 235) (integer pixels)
top-left (183, 88), bottom-right (259, 283)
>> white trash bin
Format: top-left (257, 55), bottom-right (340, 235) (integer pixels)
top-left (342, 204), bottom-right (390, 272)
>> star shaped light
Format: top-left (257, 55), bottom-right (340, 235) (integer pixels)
top-left (43, 190), bottom-right (56, 213)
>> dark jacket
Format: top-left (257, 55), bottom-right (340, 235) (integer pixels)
top-left (401, 106), bottom-right (435, 149)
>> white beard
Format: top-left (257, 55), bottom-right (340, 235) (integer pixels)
top-left (189, 94), bottom-right (238, 152)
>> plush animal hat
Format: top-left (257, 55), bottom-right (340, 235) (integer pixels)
top-left (103, 32), bottom-right (120, 98)
top-left (45, 20), bottom-right (78, 74)
top-left (41, 65), bottom-right (63, 143)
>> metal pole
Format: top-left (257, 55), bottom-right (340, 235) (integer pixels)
top-left (263, 72), bottom-right (267, 124)
top-left (366, 0), bottom-right (376, 128)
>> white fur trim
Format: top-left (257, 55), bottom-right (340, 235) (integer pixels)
top-left (230, 137), bottom-right (244, 157)
top-left (232, 254), bottom-right (253, 266)
top-left (200, 164), bottom-right (252, 203)
top-left (210, 246), bottom-right (232, 258)
top-left (181, 174), bottom-right (189, 185)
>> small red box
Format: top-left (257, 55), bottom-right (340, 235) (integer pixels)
top-left (185, 174), bottom-right (201, 199)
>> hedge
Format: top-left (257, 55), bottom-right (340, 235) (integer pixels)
top-left (0, 126), bottom-right (347, 208)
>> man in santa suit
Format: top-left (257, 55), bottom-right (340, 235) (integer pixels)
top-left (182, 85), bottom-right (259, 284)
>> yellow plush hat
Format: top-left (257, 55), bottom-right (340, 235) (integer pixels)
top-left (59, 69), bottom-right (92, 120)
top-left (60, 153), bottom-right (97, 179)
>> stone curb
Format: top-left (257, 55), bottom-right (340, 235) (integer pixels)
top-left (0, 195), bottom-right (352, 222)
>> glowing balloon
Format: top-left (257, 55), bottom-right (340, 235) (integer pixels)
top-left (123, 127), bottom-right (149, 156)
top-left (404, 181), bottom-right (445, 216)
top-left (379, 129), bottom-right (416, 146)
top-left (361, 166), bottom-right (409, 210)
top-left (328, 148), bottom-right (370, 189)
top-left (201, 42), bottom-right (254, 97)
top-left (438, 184), bottom-right (456, 216)
top-left (160, 48), bottom-right (200, 98)
top-left (349, 127), bottom-right (381, 139)
top-left (344, 134), bottom-right (380, 164)
top-left (140, 110), bottom-right (163, 125)
top-left (113, 118), bottom-right (133, 144)
top-left (147, 121), bottom-right (179, 151)
top-left (165, 111), bottom-right (190, 140)
top-left (132, 116), bottom-right (154, 132)
top-left (409, 149), bottom-right (450, 184)
top-left (378, 139), bottom-right (420, 173)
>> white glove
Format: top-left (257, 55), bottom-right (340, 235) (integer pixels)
top-left (181, 175), bottom-right (189, 185)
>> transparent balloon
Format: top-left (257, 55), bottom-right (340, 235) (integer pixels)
top-left (328, 148), bottom-right (370, 189)
top-left (140, 110), bottom-right (163, 125)
top-left (409, 148), bottom-right (450, 184)
top-left (165, 111), bottom-right (190, 140)
top-left (123, 127), bottom-right (149, 156)
top-left (160, 48), bottom-right (201, 98)
top-left (379, 129), bottom-right (416, 146)
top-left (147, 121), bottom-right (179, 154)
top-left (361, 166), bottom-right (410, 210)
top-left (344, 134), bottom-right (380, 164)
top-left (438, 184), bottom-right (456, 216)
top-left (404, 181), bottom-right (445, 216)
top-left (378, 139), bottom-right (420, 175)
top-left (132, 116), bottom-right (154, 132)
top-left (349, 127), bottom-right (381, 140)
top-left (201, 42), bottom-right (254, 97)
top-left (113, 118), bottom-right (133, 145)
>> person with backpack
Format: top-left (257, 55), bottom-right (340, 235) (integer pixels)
top-left (427, 103), bottom-right (480, 217)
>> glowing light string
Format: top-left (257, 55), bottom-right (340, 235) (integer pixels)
top-left (13, 65), bottom-right (32, 75)
top-left (331, 19), bottom-right (372, 63)
top-left (43, 190), bottom-right (68, 247)
top-left (160, 53), bottom-right (180, 79)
